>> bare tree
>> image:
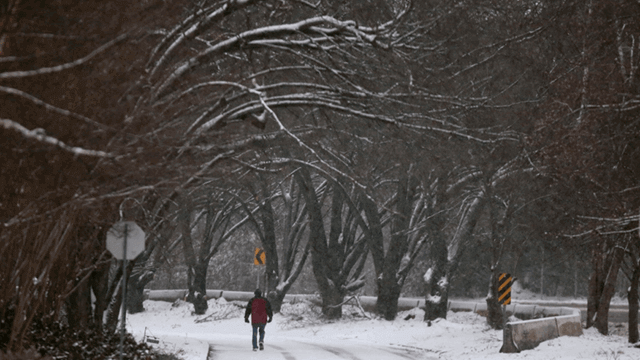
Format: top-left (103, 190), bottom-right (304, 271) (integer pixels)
top-left (237, 172), bottom-right (311, 312)
top-left (0, 0), bottom-right (178, 346)
top-left (7, 0), bottom-right (628, 351)
top-left (483, 169), bottom-right (540, 329)
top-left (529, 0), bottom-right (640, 335)
top-left (424, 185), bottom-right (487, 321)
top-left (622, 228), bottom-right (640, 344)
top-left (359, 174), bottom-right (433, 320)
top-left (295, 167), bottom-right (369, 318)
top-left (175, 189), bottom-right (249, 314)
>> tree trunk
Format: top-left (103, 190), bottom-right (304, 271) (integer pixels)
top-left (66, 276), bottom-right (92, 329)
top-left (296, 169), bottom-right (344, 319)
top-left (486, 194), bottom-right (505, 329)
top-left (322, 284), bottom-right (344, 319)
top-left (628, 265), bottom-right (639, 343)
top-left (123, 230), bottom-right (163, 315)
top-left (486, 271), bottom-right (504, 329)
top-left (271, 238), bottom-right (312, 313)
top-left (104, 259), bottom-right (137, 334)
top-left (186, 262), bottom-right (208, 315)
top-left (424, 270), bottom-right (449, 321)
top-left (126, 282), bottom-right (145, 315)
top-left (89, 264), bottom-right (109, 333)
top-left (257, 179), bottom-right (280, 300)
top-left (104, 268), bottom-right (122, 334)
top-left (126, 266), bottom-right (155, 314)
top-left (586, 250), bottom-right (602, 329)
top-left (424, 279), bottom-right (448, 321)
top-left (375, 177), bottom-right (414, 320)
top-left (594, 245), bottom-right (623, 335)
top-left (361, 194), bottom-right (386, 307)
top-left (423, 190), bottom-right (484, 323)
top-left (377, 282), bottom-right (401, 321)
top-left (426, 193), bottom-right (485, 323)
top-left (268, 290), bottom-right (286, 314)
top-left (424, 211), bottom-right (449, 322)
top-left (180, 207), bottom-right (208, 315)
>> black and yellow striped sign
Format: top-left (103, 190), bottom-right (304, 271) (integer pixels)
top-left (498, 273), bottom-right (512, 305)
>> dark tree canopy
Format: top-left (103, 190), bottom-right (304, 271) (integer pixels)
top-left (3, 0), bottom-right (640, 353)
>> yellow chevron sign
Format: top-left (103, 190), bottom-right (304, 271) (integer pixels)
top-left (498, 273), bottom-right (512, 305)
top-left (254, 247), bottom-right (266, 265)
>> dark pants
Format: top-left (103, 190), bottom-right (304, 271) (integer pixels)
top-left (252, 323), bottom-right (266, 349)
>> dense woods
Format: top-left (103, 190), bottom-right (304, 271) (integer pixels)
top-left (2, 0), bottom-right (640, 355)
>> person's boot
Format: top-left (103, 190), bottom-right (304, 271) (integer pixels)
top-left (259, 342), bottom-right (264, 350)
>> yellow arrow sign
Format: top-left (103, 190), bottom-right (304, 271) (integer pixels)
top-left (254, 247), bottom-right (266, 265)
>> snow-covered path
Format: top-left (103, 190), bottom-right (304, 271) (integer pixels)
top-left (193, 301), bottom-right (435, 360)
top-left (128, 298), bottom-right (443, 360)
top-left (208, 334), bottom-right (435, 360)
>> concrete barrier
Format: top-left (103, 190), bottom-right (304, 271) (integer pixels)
top-left (511, 304), bottom-right (537, 319)
top-left (442, 300), bottom-right (583, 353)
top-left (556, 313), bottom-right (583, 336)
top-left (501, 317), bottom-right (558, 353)
top-left (500, 307), bottom-right (583, 353)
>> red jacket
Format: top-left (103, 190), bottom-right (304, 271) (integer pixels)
top-left (245, 296), bottom-right (273, 324)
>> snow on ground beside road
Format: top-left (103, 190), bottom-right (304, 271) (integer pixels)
top-left (127, 297), bottom-right (639, 360)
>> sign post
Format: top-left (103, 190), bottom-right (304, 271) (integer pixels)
top-left (254, 247), bottom-right (265, 288)
top-left (498, 272), bottom-right (513, 351)
top-left (106, 221), bottom-right (145, 360)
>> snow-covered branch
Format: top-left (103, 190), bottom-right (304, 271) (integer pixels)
top-left (0, 86), bottom-right (113, 131)
top-left (0, 33), bottom-right (127, 79)
top-left (0, 118), bottom-right (113, 158)
top-left (152, 15), bottom-right (391, 100)
top-left (146, 0), bottom-right (256, 78)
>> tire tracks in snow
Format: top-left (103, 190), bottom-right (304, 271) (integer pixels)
top-left (269, 344), bottom-right (296, 360)
top-left (294, 339), bottom-right (429, 360)
top-left (301, 341), bottom-right (362, 360)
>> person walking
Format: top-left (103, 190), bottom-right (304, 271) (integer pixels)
top-left (244, 289), bottom-right (273, 351)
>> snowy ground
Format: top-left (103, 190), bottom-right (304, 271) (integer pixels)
top-left (508, 282), bottom-right (629, 306)
top-left (127, 295), bottom-right (640, 360)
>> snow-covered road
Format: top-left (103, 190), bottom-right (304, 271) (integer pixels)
top-left (128, 297), bottom-right (639, 360)
top-left (208, 334), bottom-right (436, 360)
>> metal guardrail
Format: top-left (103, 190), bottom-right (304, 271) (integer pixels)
top-left (143, 289), bottom-right (425, 312)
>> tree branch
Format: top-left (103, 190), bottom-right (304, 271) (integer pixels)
top-left (0, 33), bottom-right (127, 79)
top-left (0, 86), bottom-right (114, 131)
top-left (0, 118), bottom-right (113, 158)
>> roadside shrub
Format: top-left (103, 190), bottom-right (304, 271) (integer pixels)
top-left (28, 318), bottom-right (156, 360)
